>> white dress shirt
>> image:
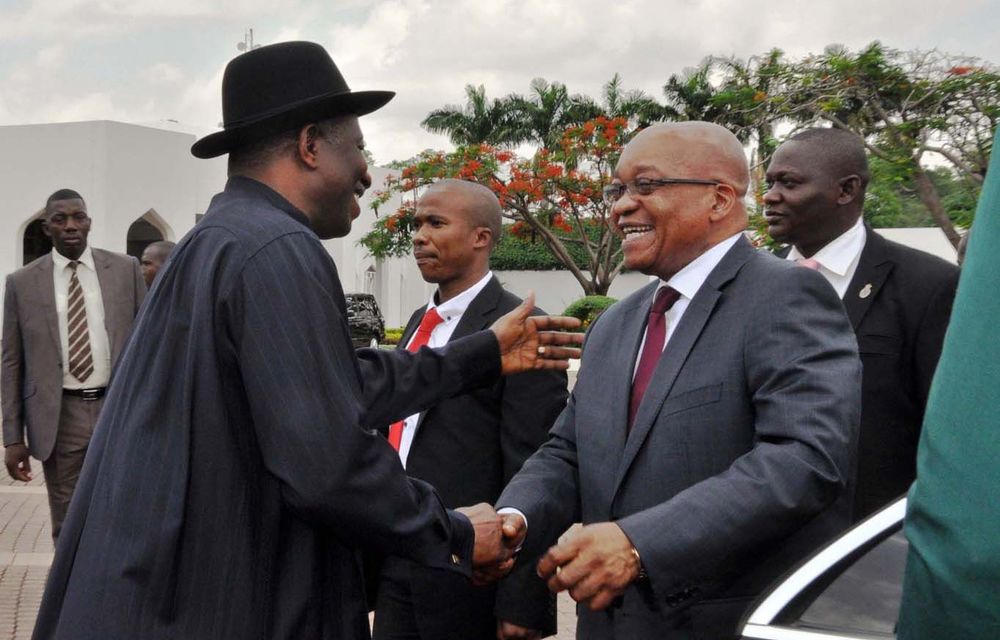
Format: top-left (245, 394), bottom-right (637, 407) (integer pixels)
top-left (633, 232), bottom-right (744, 377)
top-left (785, 217), bottom-right (867, 299)
top-left (52, 246), bottom-right (111, 389)
top-left (396, 271), bottom-right (494, 467)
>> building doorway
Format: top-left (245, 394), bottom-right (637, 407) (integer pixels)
top-left (126, 217), bottom-right (165, 259)
top-left (22, 216), bottom-right (52, 265)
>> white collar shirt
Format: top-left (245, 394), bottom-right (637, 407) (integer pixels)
top-left (397, 271), bottom-right (494, 466)
top-left (785, 217), bottom-right (867, 299)
top-left (51, 246), bottom-right (111, 389)
top-left (633, 232), bottom-right (744, 378)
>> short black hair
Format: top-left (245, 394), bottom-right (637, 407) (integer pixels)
top-left (787, 128), bottom-right (870, 187)
top-left (227, 118), bottom-right (349, 176)
top-left (144, 240), bottom-right (176, 256)
top-left (46, 188), bottom-right (85, 212)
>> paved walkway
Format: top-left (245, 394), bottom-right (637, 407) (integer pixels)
top-left (0, 460), bottom-right (52, 640)
top-left (0, 463), bottom-right (578, 639)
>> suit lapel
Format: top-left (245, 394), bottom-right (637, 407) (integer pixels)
top-left (843, 228), bottom-right (893, 329)
top-left (613, 238), bottom-right (753, 496)
top-left (448, 276), bottom-right (501, 342)
top-left (602, 282), bottom-right (659, 465)
top-left (92, 249), bottom-right (121, 358)
top-left (397, 307), bottom-right (424, 351)
top-left (411, 276), bottom-right (501, 436)
top-left (35, 255), bottom-right (60, 352)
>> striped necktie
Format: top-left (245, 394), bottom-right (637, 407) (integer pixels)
top-left (67, 261), bottom-right (94, 383)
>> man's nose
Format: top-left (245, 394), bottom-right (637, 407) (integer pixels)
top-left (762, 185), bottom-right (779, 204)
top-left (611, 191), bottom-right (639, 222)
top-left (361, 170), bottom-right (372, 191)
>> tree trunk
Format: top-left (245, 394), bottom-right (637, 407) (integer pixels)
top-left (912, 165), bottom-right (961, 248)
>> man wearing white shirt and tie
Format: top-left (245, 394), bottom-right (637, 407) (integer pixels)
top-left (2, 189), bottom-right (145, 539)
top-left (373, 180), bottom-right (567, 640)
top-left (764, 127), bottom-right (960, 521)
top-left (496, 122), bottom-right (860, 639)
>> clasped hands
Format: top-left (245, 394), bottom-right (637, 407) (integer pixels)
top-left (460, 508), bottom-right (640, 613)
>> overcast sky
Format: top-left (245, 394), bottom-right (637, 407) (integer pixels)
top-left (0, 0), bottom-right (997, 165)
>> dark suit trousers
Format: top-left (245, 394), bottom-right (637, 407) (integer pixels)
top-left (373, 557), bottom-right (496, 640)
top-left (41, 395), bottom-right (102, 540)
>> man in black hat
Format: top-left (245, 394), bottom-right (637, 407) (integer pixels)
top-left (32, 41), bottom-right (582, 640)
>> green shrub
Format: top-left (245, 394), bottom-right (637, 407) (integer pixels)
top-left (564, 295), bottom-right (617, 329)
top-left (383, 327), bottom-right (405, 346)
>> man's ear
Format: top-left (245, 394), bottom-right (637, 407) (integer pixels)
top-left (296, 123), bottom-right (323, 169)
top-left (473, 227), bottom-right (493, 250)
top-left (709, 184), bottom-right (737, 222)
top-left (838, 175), bottom-right (862, 205)
top-left (41, 219), bottom-right (52, 238)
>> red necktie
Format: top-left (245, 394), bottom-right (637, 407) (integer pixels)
top-left (796, 257), bottom-right (822, 271)
top-left (387, 307), bottom-right (445, 451)
top-left (629, 287), bottom-right (681, 429)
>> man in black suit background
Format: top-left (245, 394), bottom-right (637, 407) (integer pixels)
top-left (373, 180), bottom-right (566, 640)
top-left (764, 127), bottom-right (959, 521)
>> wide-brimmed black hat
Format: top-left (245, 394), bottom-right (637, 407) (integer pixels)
top-left (191, 41), bottom-right (394, 159)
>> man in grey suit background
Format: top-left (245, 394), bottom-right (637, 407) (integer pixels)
top-left (2, 188), bottom-right (145, 539)
top-left (498, 122), bottom-right (861, 639)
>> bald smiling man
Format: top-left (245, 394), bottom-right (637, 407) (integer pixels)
top-left (497, 122), bottom-right (862, 639)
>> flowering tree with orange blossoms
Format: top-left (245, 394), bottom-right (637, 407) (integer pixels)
top-left (361, 116), bottom-right (632, 295)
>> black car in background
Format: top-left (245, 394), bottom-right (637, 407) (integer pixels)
top-left (345, 293), bottom-right (385, 349)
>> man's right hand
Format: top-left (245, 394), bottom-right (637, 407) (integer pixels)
top-left (490, 292), bottom-right (583, 374)
top-left (456, 503), bottom-right (515, 585)
top-left (5, 444), bottom-right (32, 482)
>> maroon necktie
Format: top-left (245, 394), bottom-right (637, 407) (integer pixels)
top-left (387, 307), bottom-right (445, 451)
top-left (629, 287), bottom-right (681, 429)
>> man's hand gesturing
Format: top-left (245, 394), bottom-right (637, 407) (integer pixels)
top-left (490, 292), bottom-right (583, 374)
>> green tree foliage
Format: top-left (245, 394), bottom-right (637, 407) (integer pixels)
top-left (768, 43), bottom-right (996, 245)
top-left (361, 115), bottom-right (632, 296)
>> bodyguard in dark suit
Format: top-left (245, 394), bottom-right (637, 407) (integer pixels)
top-left (2, 189), bottom-right (145, 539)
top-left (31, 42), bottom-right (582, 640)
top-left (373, 181), bottom-right (566, 640)
top-left (765, 127), bottom-right (959, 521)
top-left (498, 123), bottom-right (861, 639)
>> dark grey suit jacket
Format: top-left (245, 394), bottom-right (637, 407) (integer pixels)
top-left (32, 177), bottom-right (503, 640)
top-left (2, 248), bottom-right (145, 460)
top-left (378, 276), bottom-right (566, 637)
top-left (499, 237), bottom-right (861, 639)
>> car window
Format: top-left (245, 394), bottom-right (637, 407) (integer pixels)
top-left (783, 527), bottom-right (907, 636)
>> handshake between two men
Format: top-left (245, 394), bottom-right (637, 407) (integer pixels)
top-left (449, 294), bottom-right (641, 612)
top-left (459, 508), bottom-right (640, 612)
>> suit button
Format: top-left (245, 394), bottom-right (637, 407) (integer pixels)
top-left (450, 553), bottom-right (461, 565)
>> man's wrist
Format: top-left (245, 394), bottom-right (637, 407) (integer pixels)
top-left (629, 545), bottom-right (648, 582)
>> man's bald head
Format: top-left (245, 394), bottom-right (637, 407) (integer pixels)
top-left (787, 128), bottom-right (870, 190)
top-left (611, 121), bottom-right (750, 281)
top-left (633, 122), bottom-right (750, 201)
top-left (423, 179), bottom-right (503, 249)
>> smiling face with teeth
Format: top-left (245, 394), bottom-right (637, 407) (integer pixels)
top-left (611, 123), bottom-right (749, 281)
top-left (308, 116), bottom-right (373, 239)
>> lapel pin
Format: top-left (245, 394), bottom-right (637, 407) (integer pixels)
top-left (859, 283), bottom-right (872, 299)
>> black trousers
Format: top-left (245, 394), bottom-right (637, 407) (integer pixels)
top-left (372, 557), bottom-right (496, 640)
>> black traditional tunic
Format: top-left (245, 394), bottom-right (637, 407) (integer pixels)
top-left (34, 177), bottom-right (499, 639)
